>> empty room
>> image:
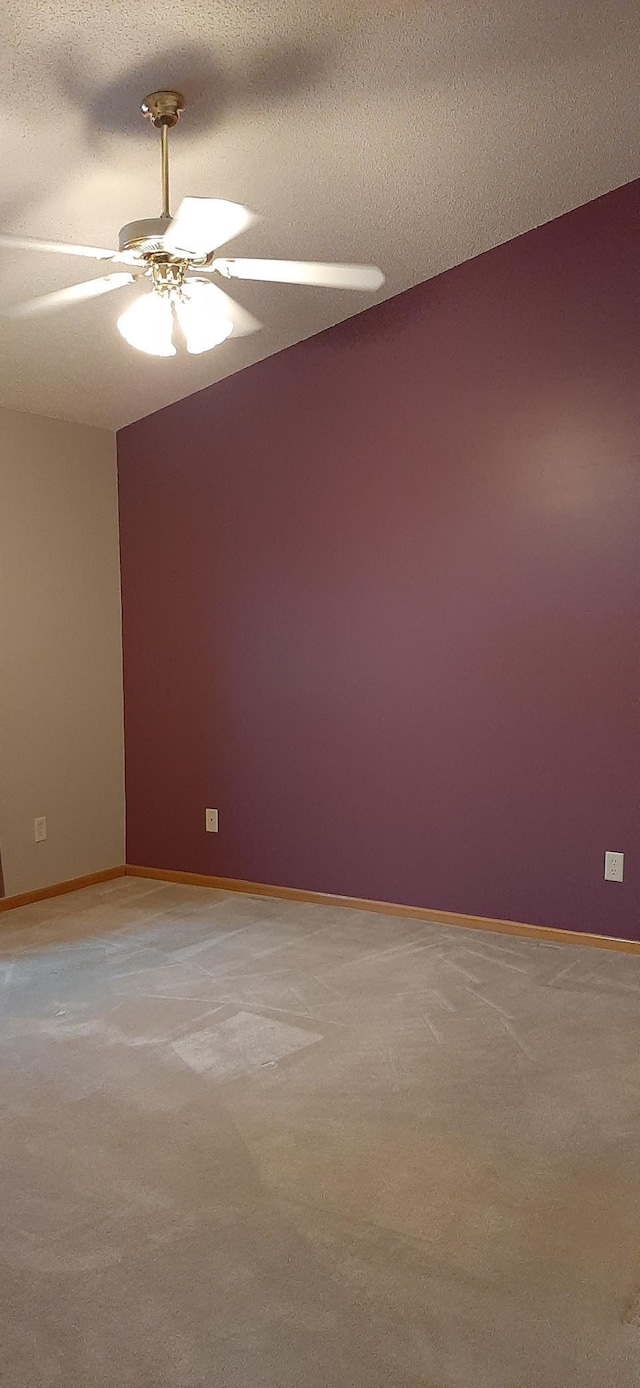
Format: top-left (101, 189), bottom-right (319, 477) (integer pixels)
top-left (1, 3), bottom-right (639, 1384)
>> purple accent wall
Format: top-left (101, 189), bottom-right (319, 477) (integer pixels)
top-left (118, 180), bottom-right (640, 939)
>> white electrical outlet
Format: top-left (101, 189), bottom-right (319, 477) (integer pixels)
top-left (205, 808), bottom-right (219, 833)
top-left (34, 816), bottom-right (47, 843)
top-left (604, 851), bottom-right (624, 882)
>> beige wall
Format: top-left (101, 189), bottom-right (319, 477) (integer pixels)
top-left (0, 408), bottom-right (124, 895)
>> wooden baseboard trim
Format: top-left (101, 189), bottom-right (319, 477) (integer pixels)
top-left (125, 864), bottom-right (640, 955)
top-left (0, 865), bottom-right (126, 915)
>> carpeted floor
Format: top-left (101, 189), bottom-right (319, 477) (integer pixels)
top-left (1, 876), bottom-right (639, 1386)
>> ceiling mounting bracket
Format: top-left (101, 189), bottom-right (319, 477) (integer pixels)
top-left (140, 91), bottom-right (185, 129)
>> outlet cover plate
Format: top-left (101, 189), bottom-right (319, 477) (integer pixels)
top-left (604, 850), bottom-right (624, 882)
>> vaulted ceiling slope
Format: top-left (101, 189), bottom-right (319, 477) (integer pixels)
top-left (0, 1), bottom-right (638, 429)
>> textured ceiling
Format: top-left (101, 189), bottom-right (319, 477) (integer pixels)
top-left (0, 0), bottom-right (638, 430)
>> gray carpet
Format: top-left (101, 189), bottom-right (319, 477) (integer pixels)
top-left (1, 877), bottom-right (639, 1386)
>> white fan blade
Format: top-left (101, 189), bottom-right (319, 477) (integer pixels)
top-left (184, 279), bottom-right (261, 337)
top-left (0, 232), bottom-right (117, 260)
top-left (212, 258), bottom-right (385, 291)
top-left (164, 199), bottom-right (256, 259)
top-left (4, 272), bottom-right (135, 319)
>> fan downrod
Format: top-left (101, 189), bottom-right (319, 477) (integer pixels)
top-left (119, 90), bottom-right (187, 250)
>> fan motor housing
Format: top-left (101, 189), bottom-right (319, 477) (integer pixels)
top-left (118, 217), bottom-right (174, 255)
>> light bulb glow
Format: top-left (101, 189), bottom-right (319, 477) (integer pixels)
top-left (117, 290), bottom-right (176, 356)
top-left (175, 281), bottom-right (233, 355)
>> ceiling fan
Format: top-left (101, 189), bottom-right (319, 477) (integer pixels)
top-left (0, 90), bottom-right (384, 357)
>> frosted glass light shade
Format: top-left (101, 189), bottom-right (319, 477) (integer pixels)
top-left (117, 291), bottom-right (176, 356)
top-left (175, 281), bottom-right (233, 354)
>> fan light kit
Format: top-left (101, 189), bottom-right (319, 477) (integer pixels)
top-left (0, 91), bottom-right (384, 358)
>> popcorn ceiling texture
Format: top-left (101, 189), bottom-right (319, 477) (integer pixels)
top-left (0, 0), bottom-right (638, 428)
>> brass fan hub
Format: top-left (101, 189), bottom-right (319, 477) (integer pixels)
top-left (151, 258), bottom-right (187, 292)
